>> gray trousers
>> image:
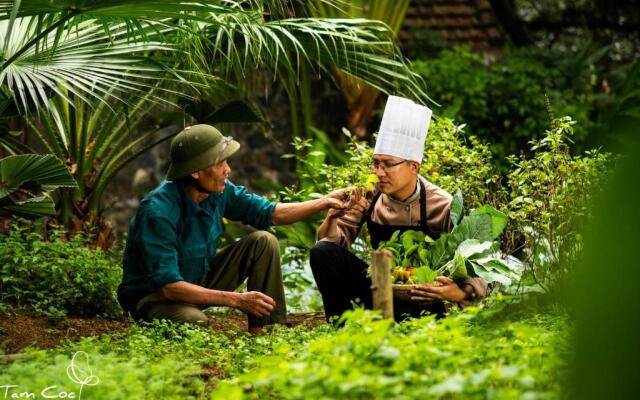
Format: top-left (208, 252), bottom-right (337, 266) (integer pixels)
top-left (135, 231), bottom-right (287, 328)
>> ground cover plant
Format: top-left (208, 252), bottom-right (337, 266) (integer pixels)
top-left (0, 225), bottom-right (122, 319)
top-left (215, 302), bottom-right (569, 399)
top-left (0, 297), bottom-right (568, 400)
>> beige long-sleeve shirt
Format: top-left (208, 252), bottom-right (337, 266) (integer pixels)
top-left (319, 176), bottom-right (487, 301)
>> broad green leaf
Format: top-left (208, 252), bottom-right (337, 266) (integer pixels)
top-left (450, 189), bottom-right (464, 227)
top-left (457, 239), bottom-right (493, 259)
top-left (450, 251), bottom-right (469, 280)
top-left (401, 230), bottom-right (424, 248)
top-left (448, 214), bottom-right (493, 250)
top-left (418, 248), bottom-right (429, 265)
top-left (405, 244), bottom-right (419, 257)
top-left (470, 205), bottom-right (508, 239)
top-left (427, 232), bottom-right (450, 269)
top-left (412, 266), bottom-right (437, 284)
top-left (471, 262), bottom-right (513, 286)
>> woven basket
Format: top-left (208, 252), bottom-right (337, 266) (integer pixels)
top-left (392, 284), bottom-right (418, 302)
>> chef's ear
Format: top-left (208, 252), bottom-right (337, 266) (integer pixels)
top-left (409, 161), bottom-right (420, 173)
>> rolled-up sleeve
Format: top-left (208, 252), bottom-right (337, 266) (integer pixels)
top-left (320, 210), bottom-right (365, 249)
top-left (136, 211), bottom-right (183, 290)
top-left (223, 182), bottom-right (276, 230)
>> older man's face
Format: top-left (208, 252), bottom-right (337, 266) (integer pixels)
top-left (192, 159), bottom-right (230, 193)
top-left (372, 154), bottom-right (418, 198)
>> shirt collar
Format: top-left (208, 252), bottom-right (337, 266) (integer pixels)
top-left (385, 177), bottom-right (421, 205)
top-left (175, 179), bottom-right (211, 218)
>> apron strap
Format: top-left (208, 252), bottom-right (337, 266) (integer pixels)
top-left (418, 179), bottom-right (427, 230)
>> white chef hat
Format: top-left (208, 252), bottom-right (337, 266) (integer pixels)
top-left (374, 95), bottom-right (432, 163)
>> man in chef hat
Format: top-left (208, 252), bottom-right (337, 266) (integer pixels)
top-left (310, 96), bottom-right (487, 322)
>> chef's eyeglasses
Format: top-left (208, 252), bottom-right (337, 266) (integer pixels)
top-left (371, 159), bottom-right (407, 172)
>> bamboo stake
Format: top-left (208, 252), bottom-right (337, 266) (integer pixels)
top-left (371, 249), bottom-right (394, 319)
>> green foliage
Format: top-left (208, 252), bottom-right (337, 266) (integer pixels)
top-left (380, 198), bottom-right (520, 286)
top-left (277, 114), bottom-right (611, 292)
top-left (0, 154), bottom-right (76, 219)
top-left (570, 136), bottom-right (640, 399)
top-left (0, 319), bottom-right (332, 398)
top-left (1, 299), bottom-right (569, 400)
top-left (214, 304), bottom-right (569, 399)
top-left (0, 350), bottom-right (204, 399)
top-left (0, 0), bottom-right (428, 117)
top-left (0, 225), bottom-right (122, 319)
top-left (420, 117), bottom-right (504, 210)
top-left (14, 90), bottom-right (172, 228)
top-left (505, 116), bottom-right (614, 290)
top-left (281, 246), bottom-right (324, 313)
top-left (412, 46), bottom-right (596, 162)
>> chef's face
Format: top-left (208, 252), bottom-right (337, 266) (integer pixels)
top-left (372, 154), bottom-right (419, 198)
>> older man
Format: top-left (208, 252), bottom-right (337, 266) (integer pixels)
top-left (118, 124), bottom-right (344, 332)
top-left (311, 96), bottom-right (487, 321)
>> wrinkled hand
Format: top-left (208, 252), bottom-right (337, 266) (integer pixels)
top-left (234, 291), bottom-right (275, 318)
top-left (411, 276), bottom-right (466, 303)
top-left (326, 187), bottom-right (370, 219)
top-left (322, 189), bottom-right (348, 211)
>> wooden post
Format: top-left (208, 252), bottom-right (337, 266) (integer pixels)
top-left (371, 249), bottom-right (393, 319)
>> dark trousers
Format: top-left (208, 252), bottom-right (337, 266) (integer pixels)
top-left (310, 241), bottom-right (446, 322)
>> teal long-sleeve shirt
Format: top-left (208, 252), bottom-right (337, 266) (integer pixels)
top-left (117, 179), bottom-right (276, 315)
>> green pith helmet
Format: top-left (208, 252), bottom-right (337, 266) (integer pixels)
top-left (166, 124), bottom-right (240, 181)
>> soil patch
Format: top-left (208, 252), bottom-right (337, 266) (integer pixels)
top-left (1, 311), bottom-right (327, 354)
top-left (0, 313), bottom-right (131, 354)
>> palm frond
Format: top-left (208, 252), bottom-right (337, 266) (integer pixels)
top-left (1, 195), bottom-right (56, 218)
top-left (0, 153), bottom-right (76, 219)
top-left (0, 16), bottom-right (196, 114)
top-left (0, 153), bottom-right (76, 197)
top-left (200, 15), bottom-right (429, 103)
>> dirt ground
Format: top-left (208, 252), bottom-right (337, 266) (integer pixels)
top-left (0, 311), bottom-right (327, 354)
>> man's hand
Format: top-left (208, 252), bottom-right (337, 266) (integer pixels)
top-left (410, 276), bottom-right (467, 303)
top-left (232, 291), bottom-right (276, 318)
top-left (322, 189), bottom-right (348, 211)
top-left (326, 188), bottom-right (370, 219)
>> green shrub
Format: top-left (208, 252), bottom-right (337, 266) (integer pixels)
top-left (0, 225), bottom-right (123, 319)
top-left (421, 117), bottom-right (505, 210)
top-left (412, 46), bottom-right (595, 163)
top-left (504, 116), bottom-right (614, 289)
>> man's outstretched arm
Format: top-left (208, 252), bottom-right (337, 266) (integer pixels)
top-left (271, 190), bottom-right (346, 225)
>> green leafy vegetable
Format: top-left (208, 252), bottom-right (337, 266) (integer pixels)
top-left (379, 192), bottom-right (520, 287)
